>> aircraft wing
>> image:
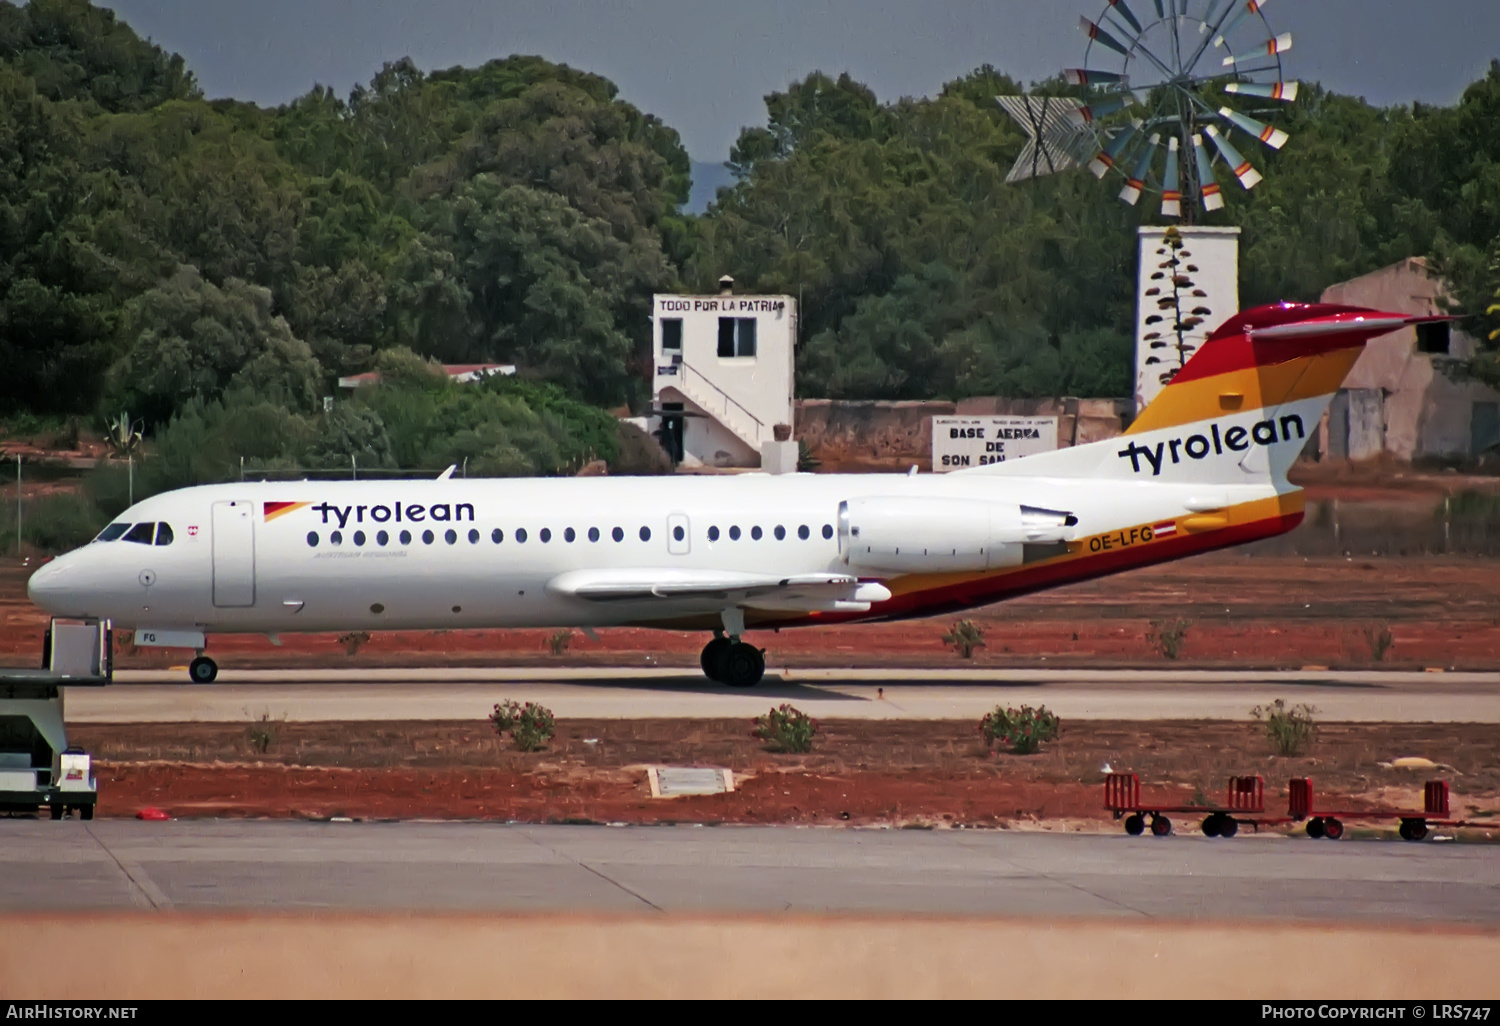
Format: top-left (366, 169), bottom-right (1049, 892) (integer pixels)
top-left (546, 569), bottom-right (893, 612)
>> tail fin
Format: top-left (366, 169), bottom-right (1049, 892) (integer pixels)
top-left (970, 302), bottom-right (1447, 484)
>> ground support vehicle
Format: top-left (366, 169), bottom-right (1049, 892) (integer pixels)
top-left (1289, 778), bottom-right (1494, 841)
top-left (0, 619), bottom-right (108, 820)
top-left (1105, 773), bottom-right (1277, 838)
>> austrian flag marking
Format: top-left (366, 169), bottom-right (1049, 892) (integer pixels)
top-left (1152, 521), bottom-right (1178, 539)
top-left (263, 501), bottom-right (310, 522)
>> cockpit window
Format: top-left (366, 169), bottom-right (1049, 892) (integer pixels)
top-left (155, 523), bottom-right (174, 546)
top-left (122, 523), bottom-right (155, 545)
top-left (96, 523), bottom-right (130, 542)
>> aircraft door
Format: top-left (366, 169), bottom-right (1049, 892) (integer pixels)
top-left (211, 501), bottom-right (256, 608)
top-left (667, 513), bottom-right (691, 556)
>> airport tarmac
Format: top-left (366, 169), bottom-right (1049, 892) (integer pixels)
top-left (3, 821), bottom-right (1498, 924)
top-left (65, 666), bottom-right (1500, 722)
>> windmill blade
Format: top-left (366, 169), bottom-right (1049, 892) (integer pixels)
top-left (1201, 0), bottom-right (1235, 33)
top-left (1219, 105), bottom-right (1289, 148)
top-left (1204, 125), bottom-right (1262, 189)
top-left (997, 95), bottom-right (1093, 182)
top-left (1105, 0), bottom-right (1145, 35)
top-left (1223, 32), bottom-right (1292, 66)
top-left (1079, 16), bottom-right (1133, 57)
top-left (1161, 135), bottom-right (1182, 218)
top-left (1119, 133), bottom-right (1161, 205)
top-left (1213, 0), bottom-right (1270, 48)
top-left (1193, 133), bottom-right (1224, 211)
top-left (1090, 120), bottom-right (1142, 178)
top-left (1063, 69), bottom-right (1130, 87)
top-left (1075, 93), bottom-right (1136, 124)
top-left (1153, 0), bottom-right (1165, 16)
top-left (1225, 80), bottom-right (1299, 102)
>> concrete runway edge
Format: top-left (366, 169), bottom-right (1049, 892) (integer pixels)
top-left (2, 915), bottom-right (1496, 999)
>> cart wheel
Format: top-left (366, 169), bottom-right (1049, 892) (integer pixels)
top-left (1124, 814), bottom-right (1145, 836)
top-left (48, 804), bottom-right (63, 821)
top-left (1402, 819), bottom-right (1427, 842)
top-left (79, 804), bottom-right (93, 822)
top-left (1306, 817), bottom-right (1326, 839)
top-left (1323, 818), bottom-right (1344, 840)
top-left (1201, 815), bottom-right (1221, 838)
top-left (1220, 817), bottom-right (1239, 838)
top-left (1150, 815), bottom-right (1172, 837)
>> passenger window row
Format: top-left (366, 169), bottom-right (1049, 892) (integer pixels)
top-left (307, 525), bottom-right (657, 548)
top-left (306, 522), bottom-right (836, 549)
top-left (95, 522), bottom-right (174, 546)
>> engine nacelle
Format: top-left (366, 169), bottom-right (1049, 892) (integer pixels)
top-left (838, 498), bottom-right (1076, 574)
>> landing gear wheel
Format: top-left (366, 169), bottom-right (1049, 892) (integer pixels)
top-left (1400, 819), bottom-right (1427, 842)
top-left (1201, 815), bottom-right (1222, 838)
top-left (1150, 815), bottom-right (1172, 837)
top-left (1124, 814), bottom-right (1145, 836)
top-left (1306, 817), bottom-right (1326, 839)
top-left (700, 638), bottom-right (731, 682)
top-left (189, 656), bottom-right (218, 684)
top-left (79, 804), bottom-right (93, 822)
top-left (1219, 817), bottom-right (1239, 838)
top-left (1323, 818), bottom-right (1344, 841)
top-left (722, 642), bottom-right (765, 688)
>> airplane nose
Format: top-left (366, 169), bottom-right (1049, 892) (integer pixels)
top-left (27, 558), bottom-right (75, 614)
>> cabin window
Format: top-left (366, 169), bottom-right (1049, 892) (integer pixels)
top-left (353, 531), bottom-right (366, 546)
top-left (123, 523), bottom-right (155, 545)
top-left (823, 524), bottom-right (834, 540)
top-left (639, 526), bottom-right (652, 542)
top-left (673, 525), bottom-right (685, 543)
top-left (612, 527), bottom-right (624, 542)
top-left (774, 526), bottom-right (786, 541)
top-left (331, 531), bottom-right (344, 546)
top-left (445, 529), bottom-right (458, 545)
top-left (728, 526), bottom-right (741, 541)
top-left (307, 532), bottom-right (319, 548)
top-left (516, 528), bottom-right (528, 543)
top-left (492, 529), bottom-right (503, 544)
top-left (540, 528), bottom-right (552, 543)
top-left (588, 527), bottom-right (600, 543)
top-left (467, 529), bottom-right (479, 544)
top-left (718, 317), bottom-right (756, 358)
top-left (564, 528), bottom-right (576, 543)
top-left (707, 526), bottom-right (720, 542)
top-left (400, 530), bottom-right (412, 545)
top-left (751, 526), bottom-right (763, 541)
top-left (661, 318), bottom-right (683, 353)
top-left (154, 523), bottom-right (174, 546)
top-left (422, 530), bottom-right (435, 545)
top-left (798, 525), bottom-right (810, 540)
top-left (376, 530), bottom-right (389, 547)
top-left (96, 523), bottom-right (130, 542)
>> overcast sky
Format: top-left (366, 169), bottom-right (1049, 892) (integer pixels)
top-left (100, 1), bottom-right (1500, 161)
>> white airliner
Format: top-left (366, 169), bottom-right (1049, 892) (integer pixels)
top-left (28, 303), bottom-right (1434, 686)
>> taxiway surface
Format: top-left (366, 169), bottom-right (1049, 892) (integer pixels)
top-left (3, 822), bottom-right (1497, 924)
top-left (65, 667), bottom-right (1500, 722)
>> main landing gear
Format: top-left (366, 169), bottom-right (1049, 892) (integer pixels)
top-left (701, 611), bottom-right (766, 688)
top-left (188, 656), bottom-right (218, 683)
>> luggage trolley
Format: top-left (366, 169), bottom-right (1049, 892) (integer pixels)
top-left (0, 619), bottom-right (110, 820)
top-left (1105, 772), bottom-right (1268, 838)
top-left (1290, 778), bottom-right (1478, 841)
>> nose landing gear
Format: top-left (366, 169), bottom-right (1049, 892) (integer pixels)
top-left (188, 656), bottom-right (218, 683)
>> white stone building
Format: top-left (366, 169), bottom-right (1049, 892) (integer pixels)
top-left (645, 279), bottom-right (799, 471)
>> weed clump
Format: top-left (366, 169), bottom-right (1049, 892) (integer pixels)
top-left (753, 704), bottom-right (817, 753)
top-left (338, 631), bottom-right (370, 656)
top-left (1363, 624), bottom-right (1394, 662)
top-left (942, 620), bottom-right (986, 659)
top-left (1252, 699), bottom-right (1318, 757)
top-left (980, 705), bottom-right (1061, 755)
top-left (491, 700), bottom-right (556, 752)
top-left (1146, 619), bottom-right (1192, 660)
top-left (547, 629), bottom-right (574, 655)
top-left (246, 712), bottom-right (280, 754)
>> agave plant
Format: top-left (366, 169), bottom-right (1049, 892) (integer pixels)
top-left (105, 413), bottom-right (143, 458)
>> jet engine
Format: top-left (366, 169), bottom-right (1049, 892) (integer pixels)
top-left (838, 498), bottom-right (1076, 574)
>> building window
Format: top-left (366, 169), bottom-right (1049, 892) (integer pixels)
top-left (662, 318), bottom-right (683, 352)
top-left (1417, 321), bottom-right (1450, 355)
top-left (718, 317), bottom-right (757, 358)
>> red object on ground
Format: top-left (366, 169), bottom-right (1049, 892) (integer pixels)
top-left (135, 807), bottom-right (169, 821)
top-left (1288, 777), bottom-right (1468, 841)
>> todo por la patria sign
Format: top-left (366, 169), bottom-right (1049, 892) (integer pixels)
top-left (932, 416), bottom-right (1059, 472)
